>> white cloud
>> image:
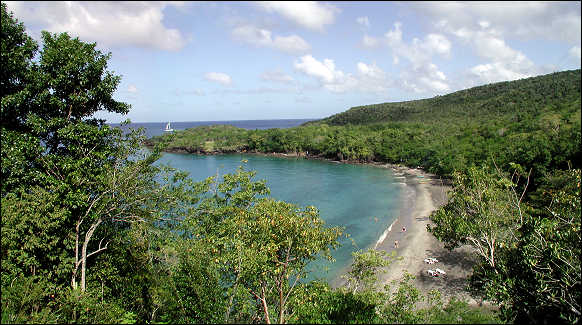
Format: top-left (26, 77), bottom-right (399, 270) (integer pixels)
top-left (397, 63), bottom-right (450, 94)
top-left (127, 85), bottom-right (138, 93)
top-left (413, 2), bottom-right (581, 85)
top-left (261, 70), bottom-right (294, 83)
top-left (362, 22), bottom-right (451, 94)
top-left (384, 21), bottom-right (403, 44)
top-left (5, 1), bottom-right (188, 51)
top-left (205, 72), bottom-right (232, 86)
top-left (369, 22), bottom-right (451, 69)
top-left (362, 35), bottom-right (381, 48)
top-left (231, 25), bottom-right (272, 47)
top-left (356, 62), bottom-right (389, 93)
top-left (272, 35), bottom-right (311, 54)
top-left (294, 55), bottom-right (339, 84)
top-left (256, 1), bottom-right (339, 31)
top-left (419, 1), bottom-right (581, 45)
top-left (294, 55), bottom-right (389, 94)
top-left (468, 62), bottom-right (531, 84)
top-left (450, 26), bottom-right (531, 65)
top-left (357, 62), bottom-right (384, 79)
top-left (569, 46), bottom-right (581, 61)
top-left (445, 23), bottom-right (537, 84)
top-left (356, 16), bottom-right (370, 29)
top-left (478, 20), bottom-right (490, 29)
top-left (175, 88), bottom-right (205, 96)
top-left (422, 34), bottom-right (451, 57)
top-left (231, 24), bottom-right (310, 54)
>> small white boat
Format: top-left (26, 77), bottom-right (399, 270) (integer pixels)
top-left (164, 122), bottom-right (174, 132)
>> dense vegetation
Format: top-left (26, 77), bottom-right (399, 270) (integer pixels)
top-left (149, 69), bottom-right (580, 191)
top-left (3, 3), bottom-right (580, 323)
top-left (147, 59), bottom-right (581, 323)
top-left (2, 4), bottom-right (503, 324)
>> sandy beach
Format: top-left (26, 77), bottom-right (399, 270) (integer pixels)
top-left (372, 164), bottom-right (484, 306)
top-left (256, 153), bottom-right (482, 304)
top-left (176, 150), bottom-right (483, 304)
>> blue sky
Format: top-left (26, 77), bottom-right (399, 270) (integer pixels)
top-left (5, 1), bottom-right (581, 123)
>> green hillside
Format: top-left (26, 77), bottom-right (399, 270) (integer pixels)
top-left (150, 69), bottom-right (580, 182)
top-left (311, 69), bottom-right (580, 126)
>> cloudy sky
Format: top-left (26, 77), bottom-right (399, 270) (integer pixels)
top-left (5, 1), bottom-right (581, 123)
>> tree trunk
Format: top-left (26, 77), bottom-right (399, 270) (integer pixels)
top-left (261, 284), bottom-right (271, 324)
top-left (80, 218), bottom-right (102, 291)
top-left (72, 219), bottom-right (82, 289)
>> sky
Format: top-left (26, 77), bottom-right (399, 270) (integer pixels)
top-left (5, 1), bottom-right (581, 123)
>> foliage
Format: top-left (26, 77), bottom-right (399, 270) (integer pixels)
top-left (178, 166), bottom-right (344, 324)
top-left (434, 166), bottom-right (581, 324)
top-left (427, 165), bottom-right (527, 269)
top-left (428, 297), bottom-right (502, 324)
top-left (149, 69), bottom-right (580, 188)
top-left (510, 169), bottom-right (581, 323)
top-left (288, 281), bottom-right (379, 324)
top-left (288, 273), bottom-right (501, 324)
top-left (0, 2), bottom-right (38, 129)
top-left (343, 248), bottom-right (397, 294)
top-left (1, 5), bottom-right (195, 323)
top-left (1, 275), bottom-right (58, 324)
top-left (2, 4), bottom-right (577, 324)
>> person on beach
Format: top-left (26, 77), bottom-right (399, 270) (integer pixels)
top-left (394, 240), bottom-right (399, 248)
top-left (402, 227), bottom-right (406, 232)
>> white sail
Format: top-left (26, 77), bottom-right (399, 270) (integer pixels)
top-left (164, 122), bottom-right (174, 132)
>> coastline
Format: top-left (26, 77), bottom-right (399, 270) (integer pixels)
top-left (373, 164), bottom-right (483, 306)
top-left (155, 148), bottom-right (481, 304)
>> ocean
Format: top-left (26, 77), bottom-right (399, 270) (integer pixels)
top-left (109, 119), bottom-right (315, 139)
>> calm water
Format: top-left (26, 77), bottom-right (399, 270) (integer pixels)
top-left (157, 152), bottom-right (405, 283)
top-left (118, 120), bottom-right (406, 283)
top-left (110, 119), bottom-right (315, 139)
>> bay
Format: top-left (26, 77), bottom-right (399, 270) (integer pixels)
top-left (118, 120), bottom-right (406, 283)
top-left (157, 152), bottom-right (405, 283)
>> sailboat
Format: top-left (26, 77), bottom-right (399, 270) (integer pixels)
top-left (164, 122), bottom-right (174, 132)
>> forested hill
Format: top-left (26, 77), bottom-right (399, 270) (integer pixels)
top-left (148, 68), bottom-right (579, 181)
top-left (310, 69), bottom-right (581, 126)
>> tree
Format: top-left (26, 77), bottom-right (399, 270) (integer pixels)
top-left (180, 166), bottom-right (343, 324)
top-left (427, 165), bottom-right (528, 270)
top-left (1, 9), bottom-right (206, 324)
top-left (511, 168), bottom-right (581, 323)
top-left (0, 2), bottom-right (38, 129)
top-left (428, 163), bottom-right (580, 324)
top-left (343, 248), bottom-right (396, 294)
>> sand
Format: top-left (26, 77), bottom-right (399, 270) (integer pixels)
top-left (370, 164), bottom-right (486, 306)
top-left (231, 152), bottom-right (486, 305)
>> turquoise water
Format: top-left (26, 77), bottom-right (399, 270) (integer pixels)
top-left (157, 152), bottom-right (403, 283)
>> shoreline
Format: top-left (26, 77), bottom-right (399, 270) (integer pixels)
top-left (373, 165), bottom-right (484, 307)
top-left (156, 148), bottom-right (481, 305)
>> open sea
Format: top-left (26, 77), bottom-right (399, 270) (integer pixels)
top-left (109, 119), bottom-right (315, 139)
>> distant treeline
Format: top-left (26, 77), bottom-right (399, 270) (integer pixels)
top-left (148, 69), bottom-right (581, 191)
